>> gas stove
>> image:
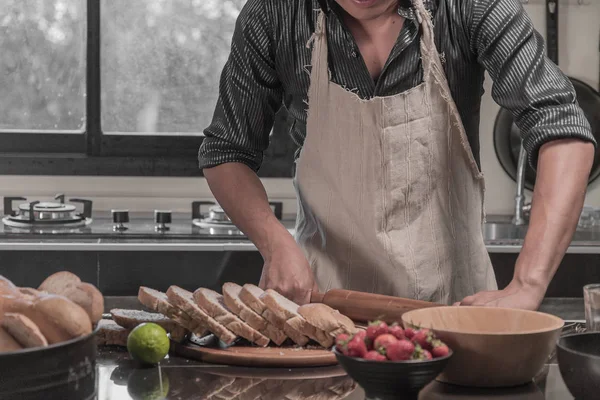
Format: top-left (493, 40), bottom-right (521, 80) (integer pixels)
top-left (1, 194), bottom-right (293, 240)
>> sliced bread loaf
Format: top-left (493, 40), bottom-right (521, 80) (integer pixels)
top-left (1, 312), bottom-right (48, 348)
top-left (298, 303), bottom-right (357, 338)
top-left (138, 286), bottom-right (204, 336)
top-left (222, 283), bottom-right (287, 345)
top-left (193, 288), bottom-right (270, 347)
top-left (166, 286), bottom-right (237, 345)
top-left (261, 289), bottom-right (332, 347)
top-left (240, 286), bottom-right (309, 346)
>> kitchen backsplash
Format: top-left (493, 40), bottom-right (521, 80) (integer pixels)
top-left (0, 2), bottom-right (598, 216)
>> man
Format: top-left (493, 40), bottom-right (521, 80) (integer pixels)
top-left (199, 0), bottom-right (595, 309)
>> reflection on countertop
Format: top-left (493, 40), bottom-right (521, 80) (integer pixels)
top-left (96, 347), bottom-right (575, 400)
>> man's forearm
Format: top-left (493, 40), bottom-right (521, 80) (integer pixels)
top-left (514, 139), bottom-right (594, 290)
top-left (203, 163), bottom-right (294, 260)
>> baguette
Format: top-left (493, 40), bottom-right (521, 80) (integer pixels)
top-left (1, 293), bottom-right (92, 344)
top-left (193, 288), bottom-right (269, 347)
top-left (1, 312), bottom-right (48, 348)
top-left (38, 271), bottom-right (104, 324)
top-left (223, 283), bottom-right (287, 345)
top-left (0, 325), bottom-right (23, 352)
top-left (0, 276), bottom-right (18, 296)
top-left (166, 286), bottom-right (236, 345)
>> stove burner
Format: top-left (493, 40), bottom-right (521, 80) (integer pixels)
top-left (191, 201), bottom-right (283, 230)
top-left (3, 194), bottom-right (93, 229)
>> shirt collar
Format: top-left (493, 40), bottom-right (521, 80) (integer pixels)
top-left (319, 0), bottom-right (437, 20)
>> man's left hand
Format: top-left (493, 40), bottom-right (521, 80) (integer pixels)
top-left (455, 280), bottom-right (546, 311)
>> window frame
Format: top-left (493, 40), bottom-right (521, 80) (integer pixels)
top-left (0, 0), bottom-right (294, 178)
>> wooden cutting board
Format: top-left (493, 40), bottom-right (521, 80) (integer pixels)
top-left (171, 335), bottom-right (338, 368)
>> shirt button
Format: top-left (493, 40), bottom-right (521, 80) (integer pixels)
top-left (351, 50), bottom-right (357, 58)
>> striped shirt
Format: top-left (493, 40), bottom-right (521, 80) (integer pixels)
top-left (198, 0), bottom-right (595, 172)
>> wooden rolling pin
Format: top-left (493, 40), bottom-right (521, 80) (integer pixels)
top-left (310, 289), bottom-right (442, 324)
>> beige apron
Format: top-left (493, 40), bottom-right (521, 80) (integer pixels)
top-left (294, 0), bottom-right (497, 304)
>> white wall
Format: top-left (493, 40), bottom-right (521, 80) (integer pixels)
top-left (0, 1), bottom-right (598, 215)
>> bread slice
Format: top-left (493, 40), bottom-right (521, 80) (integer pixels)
top-left (0, 325), bottom-right (23, 352)
top-left (1, 312), bottom-right (48, 348)
top-left (166, 286), bottom-right (236, 345)
top-left (111, 308), bottom-right (180, 331)
top-left (222, 283), bottom-right (287, 345)
top-left (137, 286), bottom-right (204, 336)
top-left (96, 319), bottom-right (130, 346)
top-left (38, 271), bottom-right (104, 324)
top-left (239, 284), bottom-right (308, 346)
top-left (298, 303), bottom-right (357, 338)
top-left (110, 308), bottom-right (189, 341)
top-left (193, 288), bottom-right (270, 347)
top-left (239, 284), bottom-right (268, 315)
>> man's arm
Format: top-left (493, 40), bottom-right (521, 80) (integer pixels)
top-left (459, 0), bottom-right (596, 309)
top-left (199, 0), bottom-right (317, 303)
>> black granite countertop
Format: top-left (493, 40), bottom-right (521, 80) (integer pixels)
top-left (97, 347), bottom-right (574, 400)
top-left (96, 296), bottom-right (587, 400)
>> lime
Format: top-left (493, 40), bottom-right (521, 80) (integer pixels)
top-left (127, 323), bottom-right (170, 365)
top-left (127, 368), bottom-right (170, 400)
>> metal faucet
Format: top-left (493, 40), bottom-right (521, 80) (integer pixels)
top-left (512, 144), bottom-right (532, 225)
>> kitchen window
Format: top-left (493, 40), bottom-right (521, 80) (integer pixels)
top-left (0, 0), bottom-right (295, 177)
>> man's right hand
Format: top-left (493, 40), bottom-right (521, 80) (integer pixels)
top-left (259, 236), bottom-right (318, 305)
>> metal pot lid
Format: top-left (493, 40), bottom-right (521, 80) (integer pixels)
top-left (19, 202), bottom-right (76, 213)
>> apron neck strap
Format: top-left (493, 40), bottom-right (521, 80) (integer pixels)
top-left (411, 0), bottom-right (443, 80)
top-left (307, 11), bottom-right (330, 86)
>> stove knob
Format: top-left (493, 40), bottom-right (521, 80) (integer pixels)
top-left (155, 210), bottom-right (171, 231)
top-left (112, 210), bottom-right (129, 231)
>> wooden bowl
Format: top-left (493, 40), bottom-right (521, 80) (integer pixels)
top-left (402, 307), bottom-right (564, 387)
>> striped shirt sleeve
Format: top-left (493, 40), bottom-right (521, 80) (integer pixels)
top-left (198, 0), bottom-right (282, 172)
top-left (468, 0), bottom-right (595, 168)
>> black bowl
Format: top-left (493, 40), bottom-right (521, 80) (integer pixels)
top-left (333, 348), bottom-right (452, 400)
top-left (557, 332), bottom-right (600, 400)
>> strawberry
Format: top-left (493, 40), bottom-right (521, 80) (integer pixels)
top-left (411, 328), bottom-right (433, 350)
top-left (346, 332), bottom-right (368, 358)
top-left (388, 323), bottom-right (405, 340)
top-left (364, 350), bottom-right (387, 361)
top-left (335, 333), bottom-right (350, 354)
top-left (411, 344), bottom-right (432, 360)
top-left (366, 320), bottom-right (389, 341)
top-left (431, 339), bottom-right (450, 358)
top-left (422, 349), bottom-right (433, 360)
top-left (373, 333), bottom-right (398, 355)
top-left (386, 339), bottom-right (415, 361)
top-left (404, 327), bottom-right (416, 340)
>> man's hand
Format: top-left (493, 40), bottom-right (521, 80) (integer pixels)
top-left (456, 279), bottom-right (546, 311)
top-left (259, 236), bottom-right (318, 305)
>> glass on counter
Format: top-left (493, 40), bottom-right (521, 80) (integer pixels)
top-left (584, 284), bottom-right (600, 332)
